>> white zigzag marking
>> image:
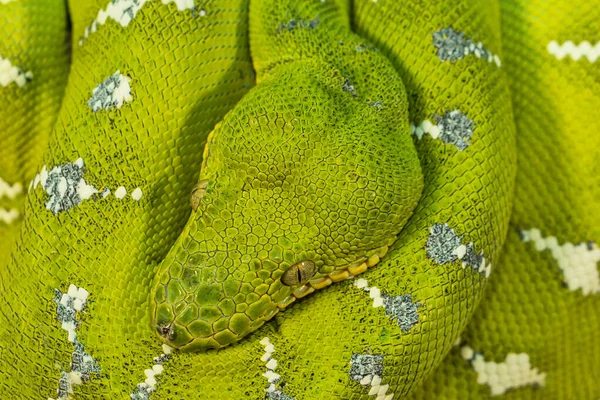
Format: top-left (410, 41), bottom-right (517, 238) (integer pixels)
top-left (0, 54), bottom-right (32, 87)
top-left (461, 346), bottom-right (546, 396)
top-left (29, 160), bottom-right (144, 214)
top-left (130, 344), bottom-right (173, 398)
top-left (260, 337), bottom-right (299, 399)
top-left (521, 228), bottom-right (600, 295)
top-left (547, 40), bottom-right (600, 62)
top-left (88, 71), bottom-right (133, 112)
top-left (0, 177), bottom-right (23, 199)
top-left (0, 208), bottom-right (19, 224)
top-left (80, 0), bottom-right (195, 45)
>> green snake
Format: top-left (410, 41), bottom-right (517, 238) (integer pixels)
top-left (0, 0), bottom-right (598, 399)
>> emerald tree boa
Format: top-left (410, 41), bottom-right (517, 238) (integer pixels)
top-left (0, 0), bottom-right (598, 399)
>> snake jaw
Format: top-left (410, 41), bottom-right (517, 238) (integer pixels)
top-left (152, 240), bottom-right (395, 351)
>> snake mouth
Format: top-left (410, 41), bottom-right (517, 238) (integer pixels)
top-left (274, 241), bottom-right (393, 310)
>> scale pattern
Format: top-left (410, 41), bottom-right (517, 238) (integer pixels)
top-left (407, 0), bottom-right (600, 398)
top-left (152, 0), bottom-right (423, 351)
top-left (0, 0), bottom-right (69, 265)
top-left (0, 0), bottom-right (597, 399)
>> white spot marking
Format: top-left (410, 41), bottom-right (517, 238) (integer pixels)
top-left (454, 244), bottom-right (467, 259)
top-left (355, 278), bottom-right (368, 289)
top-left (521, 228), bottom-right (600, 295)
top-left (354, 278), bottom-right (421, 333)
top-left (411, 110), bottom-right (475, 151)
top-left (350, 353), bottom-right (394, 400)
top-left (88, 71), bottom-right (132, 112)
top-left (131, 187), bottom-right (143, 200)
top-left (0, 208), bottom-right (19, 224)
top-left (356, 280), bottom-right (384, 308)
top-left (130, 344), bottom-right (173, 398)
top-left (80, 0), bottom-right (195, 45)
top-left (67, 283), bottom-right (78, 298)
top-left (0, 54), bottom-right (32, 87)
top-left (426, 223), bottom-right (492, 277)
top-left (265, 358), bottom-right (278, 370)
top-left (77, 180), bottom-right (99, 200)
top-left (30, 161), bottom-right (143, 208)
top-left (547, 40), bottom-right (600, 62)
top-left (31, 159), bottom-right (99, 214)
top-left (433, 27), bottom-right (501, 66)
top-left (260, 337), bottom-right (280, 387)
top-left (115, 186), bottom-right (127, 199)
top-left (51, 284), bottom-right (100, 400)
top-left (161, 0), bottom-right (194, 11)
top-left (0, 177), bottom-right (23, 199)
top-left (260, 337), bottom-right (297, 399)
top-left (461, 346), bottom-right (546, 396)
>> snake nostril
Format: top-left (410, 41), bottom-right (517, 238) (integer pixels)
top-left (158, 324), bottom-right (174, 339)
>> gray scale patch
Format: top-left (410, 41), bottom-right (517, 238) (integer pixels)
top-left (354, 43), bottom-right (377, 53)
top-left (131, 385), bottom-right (152, 400)
top-left (88, 72), bottom-right (126, 111)
top-left (426, 223), bottom-right (462, 264)
top-left (277, 18), bottom-right (320, 32)
top-left (57, 371), bottom-right (72, 398)
top-left (433, 27), bottom-right (470, 62)
top-left (342, 78), bottom-right (357, 97)
top-left (266, 389), bottom-right (296, 400)
top-left (426, 223), bottom-right (488, 275)
top-left (72, 342), bottom-right (101, 380)
top-left (153, 353), bottom-right (172, 365)
top-left (462, 242), bottom-right (483, 271)
top-left (435, 110), bottom-right (475, 151)
top-left (130, 349), bottom-right (173, 397)
top-left (349, 354), bottom-right (384, 382)
top-left (368, 100), bottom-right (383, 110)
top-left (52, 286), bottom-right (100, 399)
top-left (382, 294), bottom-right (422, 332)
top-left (433, 26), bottom-right (494, 63)
top-left (117, 0), bottom-right (143, 20)
top-left (53, 289), bottom-right (77, 326)
top-left (44, 162), bottom-right (85, 215)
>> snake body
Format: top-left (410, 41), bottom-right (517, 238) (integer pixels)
top-left (0, 0), bottom-right (598, 399)
top-left (0, 0), bottom-right (69, 264)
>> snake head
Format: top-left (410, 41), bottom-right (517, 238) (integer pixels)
top-left (151, 61), bottom-right (423, 351)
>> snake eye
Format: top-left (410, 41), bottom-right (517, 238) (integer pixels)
top-left (281, 260), bottom-right (316, 286)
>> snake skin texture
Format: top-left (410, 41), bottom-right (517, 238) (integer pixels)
top-left (0, 0), bottom-right (597, 399)
top-left (406, 0), bottom-right (600, 399)
top-left (0, 0), bottom-right (69, 265)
